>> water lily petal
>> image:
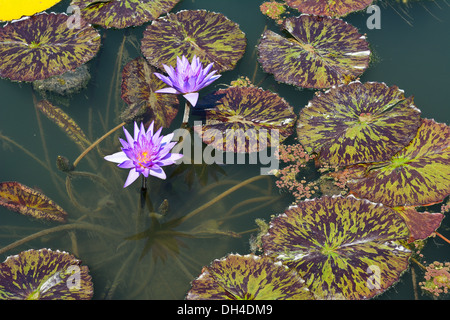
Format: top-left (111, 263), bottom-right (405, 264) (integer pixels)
top-left (104, 151), bottom-right (129, 163)
top-left (184, 92), bottom-right (199, 106)
top-left (123, 168), bottom-right (140, 188)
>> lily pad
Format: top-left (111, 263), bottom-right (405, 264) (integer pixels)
top-left (141, 10), bottom-right (246, 74)
top-left (121, 57), bottom-right (179, 128)
top-left (186, 253), bottom-right (313, 300)
top-left (285, 0), bottom-right (374, 17)
top-left (257, 14), bottom-right (370, 89)
top-left (0, 12), bottom-right (101, 82)
top-left (393, 207), bottom-right (444, 242)
top-left (70, 0), bottom-right (180, 29)
top-left (347, 118), bottom-right (450, 207)
top-left (0, 249), bottom-right (93, 300)
top-left (0, 0), bottom-right (63, 22)
top-left (261, 196), bottom-right (411, 299)
top-left (296, 81), bottom-right (422, 166)
top-left (0, 181), bottom-right (67, 223)
top-left (193, 86), bottom-right (297, 153)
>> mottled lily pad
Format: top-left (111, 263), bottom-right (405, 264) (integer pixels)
top-left (121, 57), bottom-right (179, 128)
top-left (193, 86), bottom-right (297, 153)
top-left (186, 254), bottom-right (313, 300)
top-left (141, 10), bottom-right (246, 73)
top-left (393, 206), bottom-right (444, 242)
top-left (0, 249), bottom-right (93, 300)
top-left (70, 0), bottom-right (180, 29)
top-left (0, 181), bottom-right (67, 223)
top-left (36, 100), bottom-right (91, 149)
top-left (262, 196), bottom-right (411, 299)
top-left (296, 81), bottom-right (422, 166)
top-left (0, 12), bottom-right (101, 82)
top-left (285, 0), bottom-right (374, 17)
top-left (257, 15), bottom-right (370, 89)
top-left (0, 0), bottom-right (63, 22)
top-left (347, 118), bottom-right (450, 207)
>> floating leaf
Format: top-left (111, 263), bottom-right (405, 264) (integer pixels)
top-left (0, 249), bottom-right (93, 300)
top-left (70, 0), bottom-right (180, 29)
top-left (193, 87), bottom-right (297, 153)
top-left (141, 10), bottom-right (246, 74)
top-left (257, 15), bottom-right (370, 89)
top-left (0, 0), bottom-right (63, 22)
top-left (120, 57), bottom-right (179, 128)
top-left (0, 12), bottom-right (101, 82)
top-left (393, 207), bottom-right (444, 241)
top-left (0, 182), bottom-right (67, 223)
top-left (296, 81), bottom-right (422, 166)
top-left (36, 100), bottom-right (91, 149)
top-left (33, 64), bottom-right (91, 96)
top-left (262, 196), bottom-right (411, 299)
top-left (347, 119), bottom-right (450, 207)
top-left (285, 0), bottom-right (374, 17)
top-left (186, 253), bottom-right (313, 300)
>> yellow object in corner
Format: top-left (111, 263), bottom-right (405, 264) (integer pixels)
top-left (0, 0), bottom-right (63, 22)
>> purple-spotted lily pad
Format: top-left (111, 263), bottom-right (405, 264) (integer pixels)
top-left (141, 10), bottom-right (246, 74)
top-left (393, 207), bottom-right (444, 242)
top-left (0, 249), bottom-right (93, 300)
top-left (262, 196), bottom-right (411, 299)
top-left (70, 0), bottom-right (180, 29)
top-left (347, 118), bottom-right (450, 207)
top-left (257, 14), bottom-right (370, 89)
top-left (186, 253), bottom-right (313, 300)
top-left (121, 57), bottom-right (179, 128)
top-left (285, 0), bottom-right (374, 17)
top-left (0, 182), bottom-right (67, 223)
top-left (193, 86), bottom-right (297, 153)
top-left (0, 12), bottom-right (101, 82)
top-left (296, 81), bottom-right (422, 166)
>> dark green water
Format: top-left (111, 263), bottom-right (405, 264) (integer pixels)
top-left (0, 0), bottom-right (449, 300)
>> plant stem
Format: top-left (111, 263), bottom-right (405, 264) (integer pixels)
top-left (182, 101), bottom-right (191, 125)
top-left (435, 231), bottom-right (450, 244)
top-left (73, 121), bottom-right (126, 169)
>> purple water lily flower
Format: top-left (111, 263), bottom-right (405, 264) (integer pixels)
top-left (104, 121), bottom-right (183, 188)
top-left (154, 55), bottom-right (221, 107)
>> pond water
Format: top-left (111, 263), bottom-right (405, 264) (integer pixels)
top-left (0, 0), bottom-right (449, 300)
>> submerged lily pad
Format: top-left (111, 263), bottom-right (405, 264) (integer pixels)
top-left (70, 0), bottom-right (180, 29)
top-left (262, 196), bottom-right (411, 299)
top-left (186, 253), bottom-right (313, 300)
top-left (141, 10), bottom-right (246, 73)
top-left (347, 118), bottom-right (450, 207)
top-left (0, 182), bottom-right (67, 223)
top-left (393, 207), bottom-right (444, 241)
top-left (285, 0), bottom-right (374, 17)
top-left (0, 12), bottom-right (101, 82)
top-left (0, 0), bottom-right (63, 22)
top-left (121, 57), bottom-right (179, 128)
top-left (193, 86), bottom-right (297, 153)
top-left (257, 15), bottom-right (370, 89)
top-left (296, 81), bottom-right (422, 166)
top-left (0, 249), bottom-right (93, 300)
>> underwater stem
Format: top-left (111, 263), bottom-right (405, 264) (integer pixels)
top-left (73, 121), bottom-right (126, 168)
top-left (435, 231), bottom-right (450, 245)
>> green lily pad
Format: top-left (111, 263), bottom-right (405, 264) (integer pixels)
top-left (285, 0), bottom-right (374, 17)
top-left (0, 182), bottom-right (67, 223)
top-left (121, 57), bottom-right (179, 128)
top-left (141, 10), bottom-right (246, 73)
top-left (261, 196), bottom-right (411, 299)
top-left (186, 253), bottom-right (313, 300)
top-left (0, 12), bottom-right (101, 82)
top-left (193, 86), bottom-right (297, 153)
top-left (0, 249), bottom-right (93, 300)
top-left (257, 15), bottom-right (370, 89)
top-left (70, 0), bottom-right (180, 29)
top-left (296, 81), bottom-right (422, 166)
top-left (347, 118), bottom-right (450, 207)
top-left (393, 206), bottom-right (444, 242)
